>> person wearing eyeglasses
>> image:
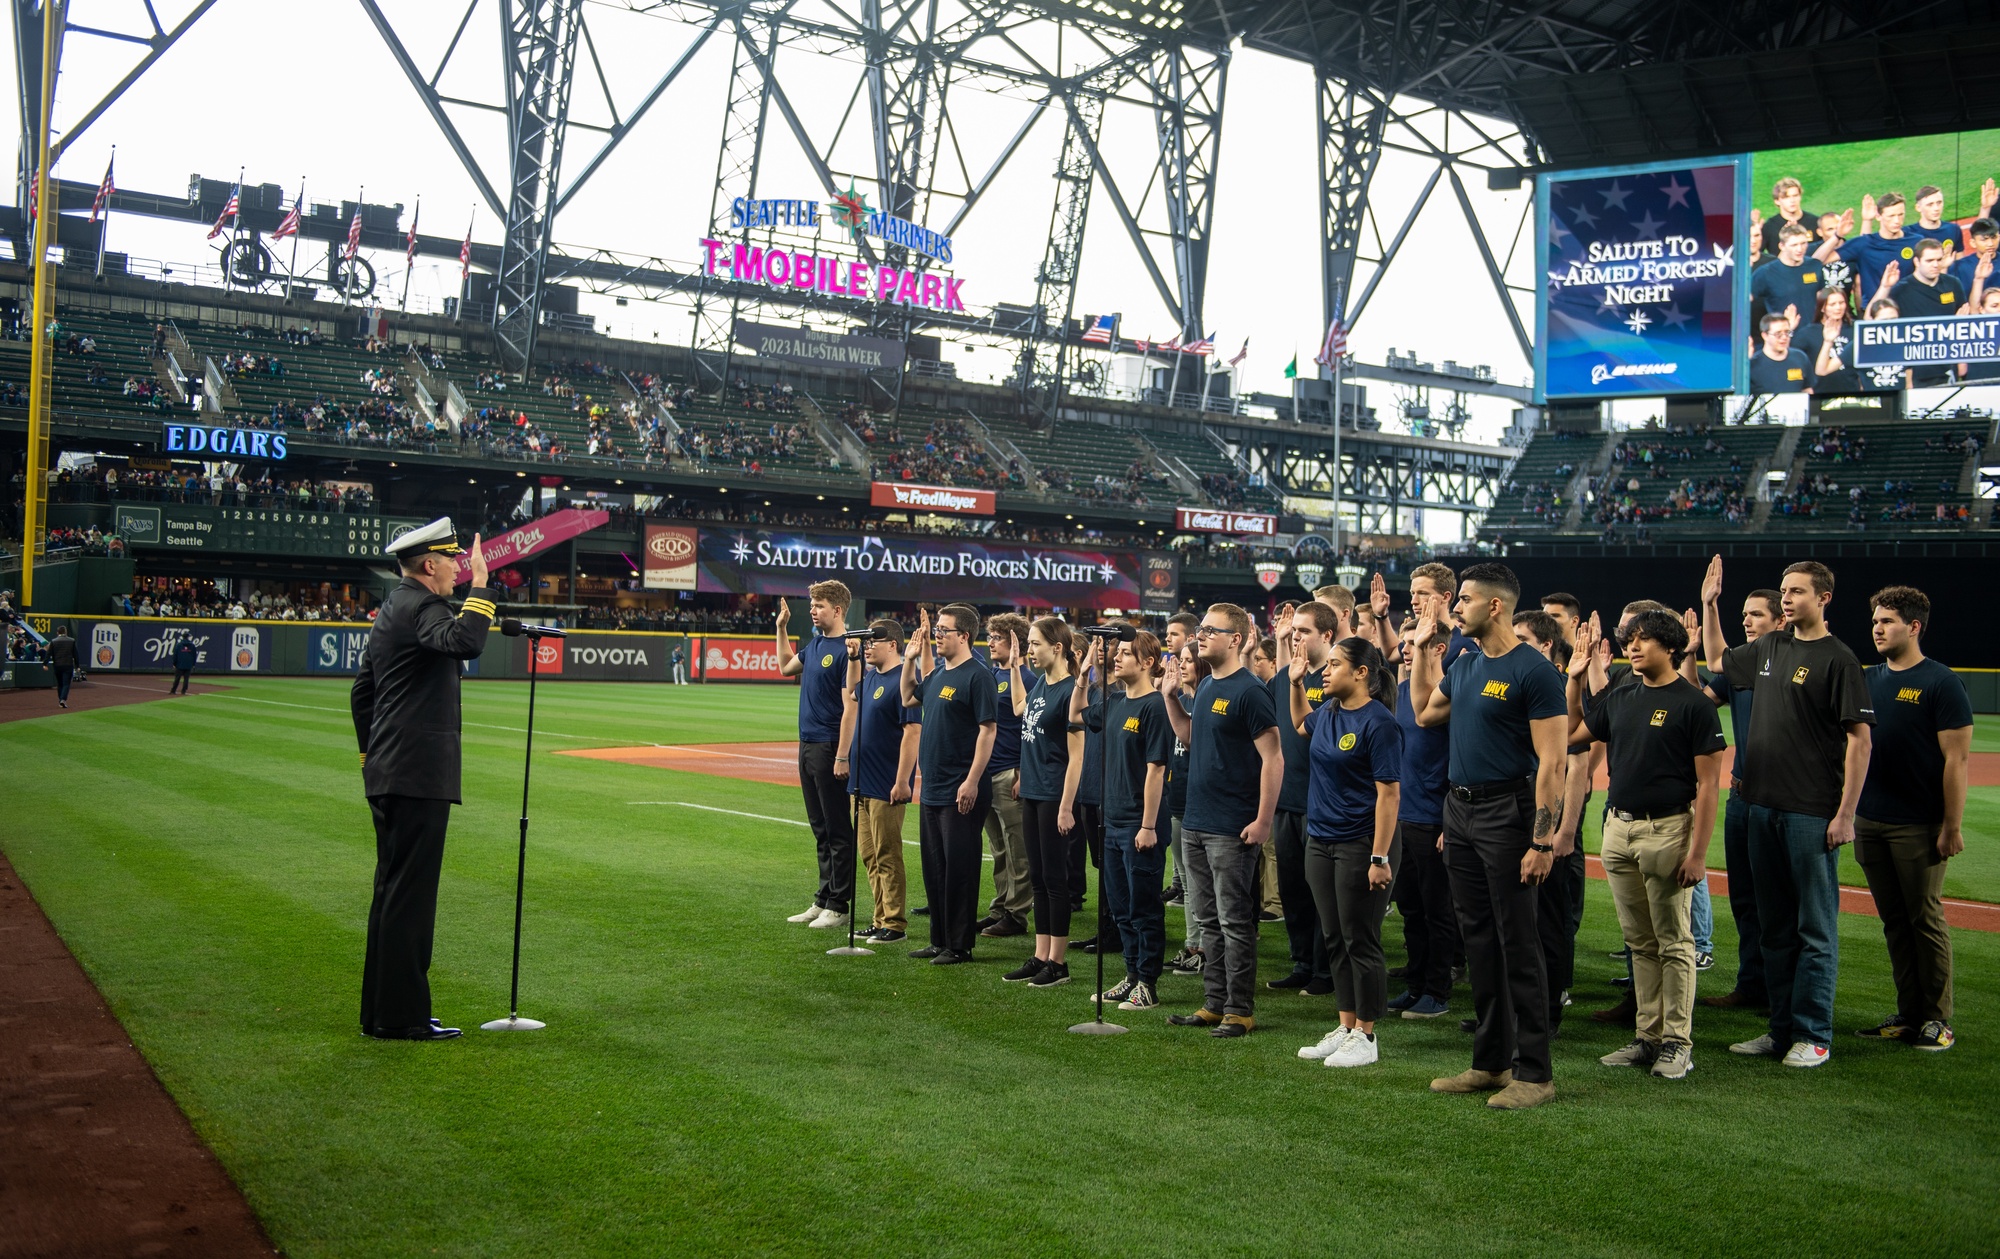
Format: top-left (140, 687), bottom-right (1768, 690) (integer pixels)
top-left (1160, 604), bottom-right (1281, 1039)
top-left (902, 602), bottom-right (999, 965)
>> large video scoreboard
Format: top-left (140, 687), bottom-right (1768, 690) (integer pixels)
top-left (113, 504), bottom-right (428, 557)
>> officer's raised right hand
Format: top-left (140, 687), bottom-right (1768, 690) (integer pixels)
top-left (468, 534), bottom-right (488, 587)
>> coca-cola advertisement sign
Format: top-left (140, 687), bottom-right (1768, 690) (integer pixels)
top-left (869, 481), bottom-right (996, 515)
top-left (1175, 506), bottom-right (1277, 536)
top-left (644, 524), bottom-right (698, 590)
top-left (454, 507), bottom-right (611, 585)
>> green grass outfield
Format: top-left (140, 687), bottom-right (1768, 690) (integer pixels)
top-left (1754, 127), bottom-right (2000, 222)
top-left (3, 678), bottom-right (1997, 1257)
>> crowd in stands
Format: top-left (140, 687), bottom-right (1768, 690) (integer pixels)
top-left (729, 378), bottom-right (800, 415)
top-left (108, 584), bottom-right (377, 622)
top-left (676, 420), bottom-right (807, 473)
top-left (864, 413), bottom-right (1021, 489)
top-left (1197, 471), bottom-right (1257, 508)
top-left (1044, 459), bottom-right (1160, 505)
top-left (1805, 426), bottom-right (1868, 462)
top-left (41, 524), bottom-right (126, 556)
top-left (48, 466), bottom-right (377, 513)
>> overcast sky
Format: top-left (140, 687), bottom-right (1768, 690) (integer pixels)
top-left (15, 1), bottom-right (1549, 447)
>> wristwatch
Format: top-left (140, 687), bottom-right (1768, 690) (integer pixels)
top-left (1528, 841), bottom-right (1554, 854)
top-left (1369, 854), bottom-right (1390, 867)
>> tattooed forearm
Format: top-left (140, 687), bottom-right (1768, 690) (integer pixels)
top-left (1533, 805), bottom-right (1558, 841)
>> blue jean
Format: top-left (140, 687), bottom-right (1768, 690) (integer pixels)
top-left (1746, 805), bottom-right (1840, 1048)
top-left (1103, 827), bottom-right (1169, 985)
top-left (1722, 790), bottom-right (1767, 1001)
top-left (1690, 877), bottom-right (1713, 953)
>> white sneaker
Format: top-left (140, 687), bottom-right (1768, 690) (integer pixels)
top-left (1298, 1027), bottom-right (1352, 1061)
top-left (786, 904), bottom-right (823, 924)
top-left (1781, 1041), bottom-right (1830, 1069)
top-left (1729, 1033), bottom-right (1780, 1056)
top-left (1326, 1030), bottom-right (1379, 1068)
top-left (807, 908), bottom-right (850, 929)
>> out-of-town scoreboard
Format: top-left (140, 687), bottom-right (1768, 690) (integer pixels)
top-left (113, 504), bottom-right (428, 556)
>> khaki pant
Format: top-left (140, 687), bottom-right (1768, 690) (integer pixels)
top-left (983, 769), bottom-right (1033, 921)
top-left (1854, 816), bottom-right (1953, 1023)
top-left (856, 796), bottom-right (909, 932)
top-left (1602, 811), bottom-right (1696, 1046)
top-left (1260, 835), bottom-right (1282, 916)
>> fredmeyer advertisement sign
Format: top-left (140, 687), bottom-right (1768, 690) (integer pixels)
top-left (1536, 155), bottom-right (1750, 400)
top-left (695, 527), bottom-right (1151, 610)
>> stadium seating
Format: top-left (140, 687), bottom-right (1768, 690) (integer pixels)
top-left (1589, 425), bottom-right (1786, 533)
top-left (1481, 429), bottom-right (1605, 533)
top-left (1768, 417), bottom-right (1988, 531)
top-left (1114, 425), bottom-right (1279, 509)
top-left (979, 414), bottom-right (1171, 505)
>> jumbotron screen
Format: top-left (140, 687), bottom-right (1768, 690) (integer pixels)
top-left (1537, 128), bottom-right (2000, 400)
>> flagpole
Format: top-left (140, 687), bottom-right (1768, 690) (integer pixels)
top-left (95, 145), bottom-right (112, 279)
top-left (1330, 284), bottom-right (1345, 548)
top-left (345, 186), bottom-right (362, 307)
top-left (287, 177), bottom-right (304, 289)
top-left (457, 210), bottom-right (472, 323)
top-left (401, 196), bottom-right (418, 313)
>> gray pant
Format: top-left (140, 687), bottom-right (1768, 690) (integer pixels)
top-left (1182, 828), bottom-right (1260, 1017)
top-left (1172, 816), bottom-right (1202, 952)
top-left (1305, 837), bottom-right (1402, 1022)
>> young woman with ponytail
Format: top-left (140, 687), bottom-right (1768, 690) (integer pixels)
top-left (1291, 637), bottom-right (1405, 1069)
top-left (1005, 616), bottom-right (1085, 986)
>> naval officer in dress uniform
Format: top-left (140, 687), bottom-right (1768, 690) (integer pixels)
top-left (351, 517), bottom-right (498, 1040)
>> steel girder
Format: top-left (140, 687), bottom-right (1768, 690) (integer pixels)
top-left (690, 20), bottom-right (779, 390)
top-left (1149, 43), bottom-right (1226, 342)
top-left (1314, 73), bottom-right (1383, 362)
top-left (1019, 90), bottom-right (1102, 420)
top-left (1236, 432), bottom-right (1505, 532)
top-left (489, 0), bottom-right (583, 374)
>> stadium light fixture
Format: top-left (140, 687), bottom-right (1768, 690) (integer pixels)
top-left (517, 471), bottom-right (526, 477)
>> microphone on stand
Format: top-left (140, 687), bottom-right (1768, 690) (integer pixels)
top-left (838, 625), bottom-right (893, 640)
top-left (1079, 623), bottom-right (1137, 640)
top-left (500, 618), bottom-right (569, 639)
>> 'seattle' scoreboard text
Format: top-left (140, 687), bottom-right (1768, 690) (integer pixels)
top-left (113, 504), bottom-right (427, 556)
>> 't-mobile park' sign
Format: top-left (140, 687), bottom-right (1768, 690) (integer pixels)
top-left (1175, 507), bottom-right (1277, 536)
top-left (869, 481), bottom-right (996, 515)
top-left (699, 239), bottom-right (967, 312)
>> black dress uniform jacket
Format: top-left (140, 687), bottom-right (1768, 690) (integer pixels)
top-left (350, 578), bottom-right (498, 802)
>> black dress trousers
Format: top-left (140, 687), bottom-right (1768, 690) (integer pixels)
top-left (361, 794), bottom-right (453, 1035)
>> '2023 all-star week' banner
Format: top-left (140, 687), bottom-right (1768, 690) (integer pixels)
top-left (695, 527), bottom-right (1150, 609)
top-left (1536, 156), bottom-right (1750, 401)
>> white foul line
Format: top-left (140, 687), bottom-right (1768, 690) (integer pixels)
top-left (629, 801), bottom-right (990, 858)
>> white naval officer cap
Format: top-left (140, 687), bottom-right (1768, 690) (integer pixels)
top-left (385, 516), bottom-right (465, 559)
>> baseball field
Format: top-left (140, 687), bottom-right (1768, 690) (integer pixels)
top-left (3, 677), bottom-right (1998, 1256)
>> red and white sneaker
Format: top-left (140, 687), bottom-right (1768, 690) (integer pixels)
top-left (1781, 1042), bottom-right (1830, 1069)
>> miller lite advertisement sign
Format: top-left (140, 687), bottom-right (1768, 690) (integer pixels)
top-left (230, 626), bottom-right (262, 671)
top-left (91, 623), bottom-right (122, 669)
top-left (1175, 507), bottom-right (1277, 536)
top-left (643, 524), bottom-right (699, 590)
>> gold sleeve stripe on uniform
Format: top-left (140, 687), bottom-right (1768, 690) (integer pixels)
top-left (462, 599), bottom-right (497, 619)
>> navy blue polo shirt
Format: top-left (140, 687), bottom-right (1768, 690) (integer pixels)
top-left (1436, 642), bottom-right (1568, 786)
top-left (1017, 674), bottom-right (1077, 802)
top-left (1859, 658), bottom-right (1973, 826)
top-left (1302, 699), bottom-right (1402, 842)
top-left (1396, 680), bottom-right (1449, 828)
top-left (797, 631), bottom-right (848, 743)
top-left (1182, 667), bottom-right (1278, 835)
top-left (849, 665), bottom-right (918, 801)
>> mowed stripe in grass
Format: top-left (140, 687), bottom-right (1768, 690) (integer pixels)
top-left (3, 680), bottom-right (1998, 1257)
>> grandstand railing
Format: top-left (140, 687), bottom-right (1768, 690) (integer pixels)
top-left (959, 410), bottom-right (1041, 492)
top-left (201, 356), bottom-right (237, 413)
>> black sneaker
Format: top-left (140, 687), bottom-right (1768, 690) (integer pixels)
top-left (909, 945), bottom-right (943, 959)
top-left (1029, 962), bottom-right (1071, 988)
top-left (1302, 977), bottom-right (1334, 997)
top-left (1169, 947), bottom-right (1205, 975)
top-left (973, 913), bottom-right (1003, 934)
top-left (1002, 958), bottom-right (1047, 983)
top-left (1855, 1014), bottom-right (1916, 1041)
top-left (1912, 1021), bottom-right (1955, 1052)
top-left (1458, 1018), bottom-right (1478, 1034)
top-left (913, 905), bottom-right (931, 917)
top-left (1266, 970), bottom-right (1312, 990)
top-left (1163, 885), bottom-right (1186, 907)
top-left (1387, 964), bottom-right (1409, 978)
top-left (872, 928), bottom-right (907, 944)
top-left (980, 916), bottom-right (1027, 938)
top-left (1074, 936), bottom-right (1099, 953)
top-left (1611, 975), bottom-right (1631, 988)
top-left (931, 949), bottom-right (972, 966)
top-left (1694, 951), bottom-right (1715, 972)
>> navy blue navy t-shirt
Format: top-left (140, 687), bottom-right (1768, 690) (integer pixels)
top-left (1859, 658), bottom-right (1973, 826)
top-left (1436, 643), bottom-right (1568, 786)
top-left (916, 657), bottom-right (999, 806)
top-left (1302, 699), bottom-right (1402, 842)
top-left (1751, 256), bottom-right (1824, 323)
top-left (988, 661), bottom-right (1029, 774)
top-left (1089, 690), bottom-right (1174, 832)
top-left (1836, 232), bottom-right (1919, 308)
top-left (1017, 673), bottom-right (1077, 802)
top-left (1396, 680), bottom-right (1450, 828)
top-left (1165, 688), bottom-right (1192, 818)
top-left (797, 631), bottom-right (848, 743)
top-left (1272, 671), bottom-right (1327, 816)
top-left (849, 665), bottom-right (917, 801)
top-left (1948, 253), bottom-right (1997, 299)
top-left (1183, 668), bottom-right (1278, 835)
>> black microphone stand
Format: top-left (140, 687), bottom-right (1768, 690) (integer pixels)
top-left (1071, 637), bottom-right (1127, 1035)
top-left (483, 625), bottom-right (552, 1031)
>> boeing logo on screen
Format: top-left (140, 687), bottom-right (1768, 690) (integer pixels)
top-left (1590, 361), bottom-right (1679, 385)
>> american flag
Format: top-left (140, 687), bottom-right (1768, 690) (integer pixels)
top-left (405, 203), bottom-right (420, 263)
top-left (90, 156), bottom-right (114, 223)
top-left (1228, 338), bottom-right (1249, 367)
top-left (1130, 335), bottom-right (1152, 352)
top-left (459, 220), bottom-right (472, 280)
top-left (25, 167), bottom-right (37, 222)
top-left (272, 187), bottom-right (302, 240)
top-left (1313, 317), bottom-right (1348, 368)
top-left (1161, 334), bottom-right (1181, 353)
top-left (207, 184), bottom-right (239, 240)
top-left (1080, 314), bottom-right (1116, 344)
top-left (1184, 334), bottom-right (1214, 356)
top-left (343, 203), bottom-right (363, 260)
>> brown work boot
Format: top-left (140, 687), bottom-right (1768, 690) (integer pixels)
top-left (1589, 993), bottom-right (1637, 1025)
top-left (1430, 1067), bottom-right (1513, 1094)
top-left (1210, 1013), bottom-right (1255, 1039)
top-left (1487, 1079), bottom-right (1556, 1110)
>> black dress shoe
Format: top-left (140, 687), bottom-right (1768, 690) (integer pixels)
top-left (913, 905), bottom-right (931, 917)
top-left (931, 949), bottom-right (972, 966)
top-left (1301, 977), bottom-right (1335, 997)
top-left (909, 945), bottom-right (943, 959)
top-left (1168, 1010), bottom-right (1223, 1027)
top-left (366, 1024), bottom-right (461, 1040)
top-left (973, 913), bottom-right (1003, 933)
top-left (1073, 936), bottom-right (1099, 953)
top-left (980, 916), bottom-right (1026, 938)
top-left (1458, 1018), bottom-right (1478, 1034)
top-left (1266, 970), bottom-right (1312, 990)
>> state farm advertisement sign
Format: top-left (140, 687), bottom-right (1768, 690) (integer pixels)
top-left (644, 524), bottom-right (698, 590)
top-left (869, 481), bottom-right (996, 516)
top-left (699, 635), bottom-right (790, 682)
top-left (1175, 507), bottom-right (1277, 536)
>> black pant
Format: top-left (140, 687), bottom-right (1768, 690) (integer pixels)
top-left (53, 666), bottom-right (73, 703)
top-left (362, 795), bottom-right (452, 1035)
top-left (1536, 843), bottom-right (1587, 1026)
top-left (170, 667), bottom-right (192, 694)
top-left (1067, 803), bottom-right (1112, 942)
top-left (1443, 782), bottom-right (1552, 1084)
top-left (1022, 796), bottom-right (1073, 937)
top-left (798, 740), bottom-right (855, 913)
top-left (919, 784), bottom-right (992, 953)
top-left (1274, 810), bottom-right (1330, 981)
top-left (1305, 836), bottom-right (1402, 1021)
top-left (1394, 820), bottom-right (1457, 1000)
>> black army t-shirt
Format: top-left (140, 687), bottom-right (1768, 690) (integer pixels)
top-left (1436, 642), bottom-right (1568, 786)
top-left (917, 657), bottom-right (999, 807)
top-left (1166, 687), bottom-right (1192, 819)
top-left (1272, 670), bottom-right (1328, 816)
top-left (1722, 630), bottom-right (1874, 818)
top-left (1089, 689), bottom-right (1174, 832)
top-left (1859, 658), bottom-right (1973, 825)
top-left (1017, 673), bottom-right (1077, 803)
top-left (1183, 667), bottom-right (1277, 836)
top-left (1584, 675), bottom-right (1727, 815)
